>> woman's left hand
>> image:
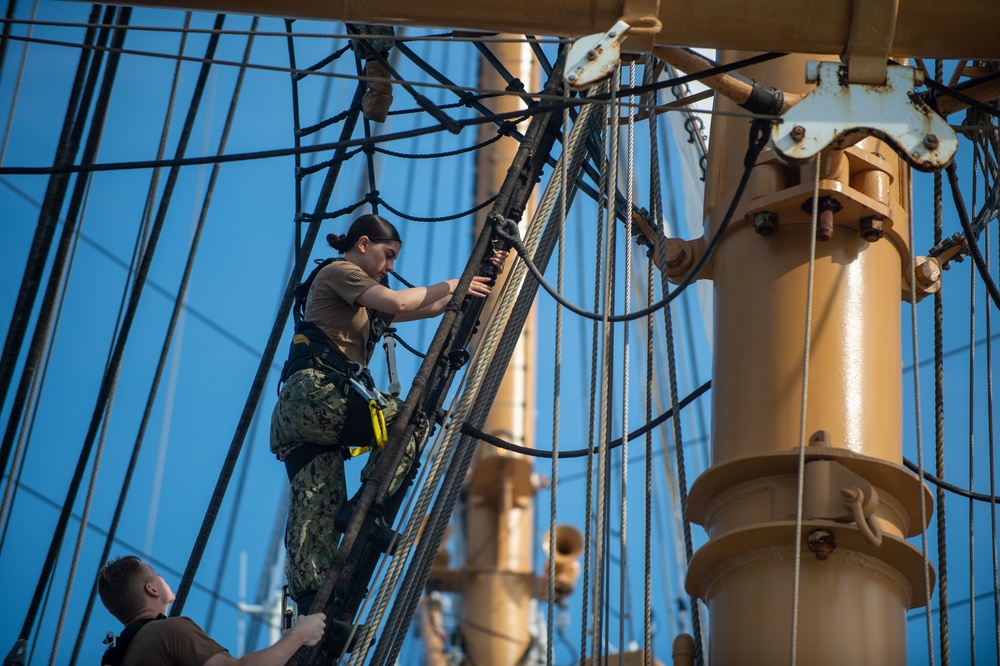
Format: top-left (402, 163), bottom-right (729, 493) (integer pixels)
top-left (467, 275), bottom-right (494, 298)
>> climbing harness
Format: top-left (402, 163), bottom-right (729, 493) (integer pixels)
top-left (278, 318), bottom-right (390, 470)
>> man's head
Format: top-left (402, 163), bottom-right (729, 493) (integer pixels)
top-left (97, 556), bottom-right (175, 624)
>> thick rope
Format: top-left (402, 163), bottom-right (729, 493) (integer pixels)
top-left (0, 3), bottom-right (105, 505)
top-left (911, 162), bottom-right (938, 666)
top-left (933, 61), bottom-right (951, 665)
top-left (591, 72), bottom-right (618, 660)
top-left (369, 106), bottom-right (583, 665)
top-left (643, 55), bottom-right (659, 666)
top-left (579, 113), bottom-right (604, 665)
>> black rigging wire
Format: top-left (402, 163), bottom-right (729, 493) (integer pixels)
top-left (0, 0), bottom-right (17, 80)
top-left (0, 4), bottom-right (102, 471)
top-left (496, 118), bottom-right (772, 323)
top-left (33, 11), bottom-right (214, 652)
top-left (0, 48), bottom-right (785, 178)
top-left (945, 162), bottom-right (1000, 310)
top-left (925, 73), bottom-right (1000, 121)
top-left (168, 81), bottom-right (368, 618)
top-left (462, 379), bottom-right (710, 459)
top-left (378, 193), bottom-right (497, 222)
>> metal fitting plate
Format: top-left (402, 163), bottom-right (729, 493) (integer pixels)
top-left (772, 61), bottom-right (957, 172)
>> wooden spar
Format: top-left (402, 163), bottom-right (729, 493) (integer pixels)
top-left (74, 0), bottom-right (1000, 60)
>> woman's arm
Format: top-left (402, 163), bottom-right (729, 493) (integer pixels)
top-left (356, 276), bottom-right (493, 322)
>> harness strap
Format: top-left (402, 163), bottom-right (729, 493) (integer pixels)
top-left (283, 443), bottom-right (345, 483)
top-left (102, 615), bottom-right (166, 666)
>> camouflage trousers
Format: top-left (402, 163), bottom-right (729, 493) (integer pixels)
top-left (270, 368), bottom-right (427, 601)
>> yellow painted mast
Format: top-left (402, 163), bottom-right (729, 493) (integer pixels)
top-left (664, 51), bottom-right (933, 663)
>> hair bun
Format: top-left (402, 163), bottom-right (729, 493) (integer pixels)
top-left (327, 233), bottom-right (350, 253)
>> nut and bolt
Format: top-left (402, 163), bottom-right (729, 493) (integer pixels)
top-left (804, 196), bottom-right (842, 242)
top-left (924, 133), bottom-right (939, 149)
top-left (807, 529), bottom-right (837, 561)
top-left (753, 211), bottom-right (779, 236)
top-left (587, 48), bottom-right (600, 61)
top-left (567, 72), bottom-right (579, 82)
top-left (916, 257), bottom-right (942, 288)
top-left (860, 216), bottom-right (885, 243)
top-left (790, 125), bottom-right (807, 142)
top-left (662, 239), bottom-right (688, 269)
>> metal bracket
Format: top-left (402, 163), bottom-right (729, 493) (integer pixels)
top-left (804, 459), bottom-right (883, 547)
top-left (771, 61), bottom-right (957, 172)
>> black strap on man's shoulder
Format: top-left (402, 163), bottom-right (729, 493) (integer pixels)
top-left (101, 615), bottom-right (166, 666)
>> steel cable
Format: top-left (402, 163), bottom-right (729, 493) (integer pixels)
top-left (789, 152), bottom-right (821, 666)
top-left (369, 71), bottom-right (599, 666)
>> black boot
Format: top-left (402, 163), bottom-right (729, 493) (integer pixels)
top-left (334, 490), bottom-right (399, 554)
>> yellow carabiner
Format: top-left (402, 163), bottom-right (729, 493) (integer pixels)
top-left (369, 399), bottom-right (388, 448)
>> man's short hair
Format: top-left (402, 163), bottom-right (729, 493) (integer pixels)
top-left (98, 556), bottom-right (152, 624)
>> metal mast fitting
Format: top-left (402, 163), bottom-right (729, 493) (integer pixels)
top-left (771, 61), bottom-right (958, 172)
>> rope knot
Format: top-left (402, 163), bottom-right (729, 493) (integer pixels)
top-left (497, 121), bottom-right (518, 136)
top-left (505, 78), bottom-right (525, 93)
top-left (494, 216), bottom-right (521, 245)
top-left (365, 190), bottom-right (381, 205)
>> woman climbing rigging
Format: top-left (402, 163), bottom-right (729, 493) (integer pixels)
top-left (269, 213), bottom-right (506, 614)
